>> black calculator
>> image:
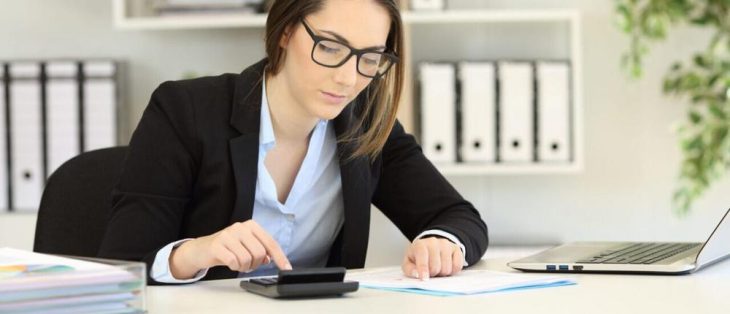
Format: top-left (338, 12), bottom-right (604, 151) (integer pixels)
top-left (239, 267), bottom-right (359, 298)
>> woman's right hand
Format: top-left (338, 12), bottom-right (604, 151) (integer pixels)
top-left (169, 220), bottom-right (292, 279)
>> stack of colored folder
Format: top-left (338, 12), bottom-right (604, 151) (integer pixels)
top-left (0, 248), bottom-right (145, 313)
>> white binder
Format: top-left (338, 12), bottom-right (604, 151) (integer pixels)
top-left (0, 67), bottom-right (7, 210)
top-left (498, 62), bottom-right (534, 163)
top-left (46, 61), bottom-right (81, 176)
top-left (419, 63), bottom-right (456, 163)
top-left (9, 62), bottom-right (43, 211)
top-left (536, 62), bottom-right (571, 162)
top-left (83, 61), bottom-right (117, 152)
top-left (458, 62), bottom-right (496, 163)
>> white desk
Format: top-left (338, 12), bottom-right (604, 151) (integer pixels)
top-left (145, 247), bottom-right (730, 313)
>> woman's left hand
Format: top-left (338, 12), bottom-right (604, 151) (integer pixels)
top-left (401, 237), bottom-right (464, 280)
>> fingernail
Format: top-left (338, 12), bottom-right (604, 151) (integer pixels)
top-left (411, 270), bottom-right (419, 278)
top-left (422, 272), bottom-right (430, 281)
top-left (285, 263), bottom-right (292, 270)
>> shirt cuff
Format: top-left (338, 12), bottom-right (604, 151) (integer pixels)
top-left (151, 238), bottom-right (209, 283)
top-left (415, 229), bottom-right (469, 267)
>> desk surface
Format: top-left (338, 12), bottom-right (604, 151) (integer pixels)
top-left (145, 247), bottom-right (730, 313)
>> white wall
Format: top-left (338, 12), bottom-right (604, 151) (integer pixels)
top-left (0, 213), bottom-right (37, 250)
top-left (1, 0), bottom-right (728, 267)
top-left (444, 0), bottom-right (729, 246)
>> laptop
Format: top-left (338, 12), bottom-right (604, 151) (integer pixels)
top-left (508, 208), bottom-right (730, 274)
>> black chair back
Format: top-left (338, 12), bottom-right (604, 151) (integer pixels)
top-left (33, 146), bottom-right (127, 257)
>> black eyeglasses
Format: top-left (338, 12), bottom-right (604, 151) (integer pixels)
top-left (301, 19), bottom-right (399, 79)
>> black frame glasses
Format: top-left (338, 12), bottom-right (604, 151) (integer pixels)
top-left (300, 19), bottom-right (399, 79)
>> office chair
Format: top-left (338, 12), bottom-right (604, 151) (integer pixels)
top-left (33, 146), bottom-right (128, 257)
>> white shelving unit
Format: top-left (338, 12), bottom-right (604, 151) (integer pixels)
top-left (112, 0), bottom-right (583, 176)
top-left (404, 9), bottom-right (579, 24)
top-left (407, 9), bottom-right (583, 176)
top-left (435, 162), bottom-right (582, 176)
top-left (112, 0), bottom-right (265, 30)
top-left (113, 3), bottom-right (578, 30)
top-left (114, 13), bottom-right (268, 30)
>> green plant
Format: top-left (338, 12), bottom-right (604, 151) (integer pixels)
top-left (616, 0), bottom-right (730, 215)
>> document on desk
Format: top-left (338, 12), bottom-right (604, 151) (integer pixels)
top-left (347, 267), bottom-right (575, 296)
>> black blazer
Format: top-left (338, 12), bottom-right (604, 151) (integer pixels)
top-left (97, 58), bottom-right (488, 284)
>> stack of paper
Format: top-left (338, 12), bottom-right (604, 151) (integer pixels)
top-left (347, 267), bottom-right (575, 296)
top-left (0, 248), bottom-right (145, 313)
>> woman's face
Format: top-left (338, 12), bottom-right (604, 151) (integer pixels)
top-left (277, 0), bottom-right (392, 121)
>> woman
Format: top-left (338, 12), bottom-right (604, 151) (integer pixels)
top-left (98, 0), bottom-right (488, 285)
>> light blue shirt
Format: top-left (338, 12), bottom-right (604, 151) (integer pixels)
top-left (150, 76), bottom-right (466, 283)
top-left (244, 76), bottom-right (345, 277)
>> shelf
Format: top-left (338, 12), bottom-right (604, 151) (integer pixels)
top-left (436, 163), bottom-right (582, 176)
top-left (114, 14), bottom-right (268, 30)
top-left (402, 9), bottom-right (578, 24)
top-left (113, 1), bottom-right (579, 31)
top-left (111, 0), bottom-right (583, 176)
top-left (0, 211), bottom-right (39, 216)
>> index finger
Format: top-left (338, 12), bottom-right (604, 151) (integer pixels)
top-left (251, 226), bottom-right (292, 270)
top-left (414, 243), bottom-right (430, 281)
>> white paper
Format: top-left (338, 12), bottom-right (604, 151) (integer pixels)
top-left (347, 267), bottom-right (573, 295)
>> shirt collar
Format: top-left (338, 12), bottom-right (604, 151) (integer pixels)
top-left (260, 74), bottom-right (276, 150)
top-left (260, 73), bottom-right (328, 151)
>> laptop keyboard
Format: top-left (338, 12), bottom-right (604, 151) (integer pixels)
top-left (577, 243), bottom-right (699, 264)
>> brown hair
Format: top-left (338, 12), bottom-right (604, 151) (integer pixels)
top-left (264, 0), bottom-right (405, 162)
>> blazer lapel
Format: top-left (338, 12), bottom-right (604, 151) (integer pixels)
top-left (228, 59), bottom-right (267, 224)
